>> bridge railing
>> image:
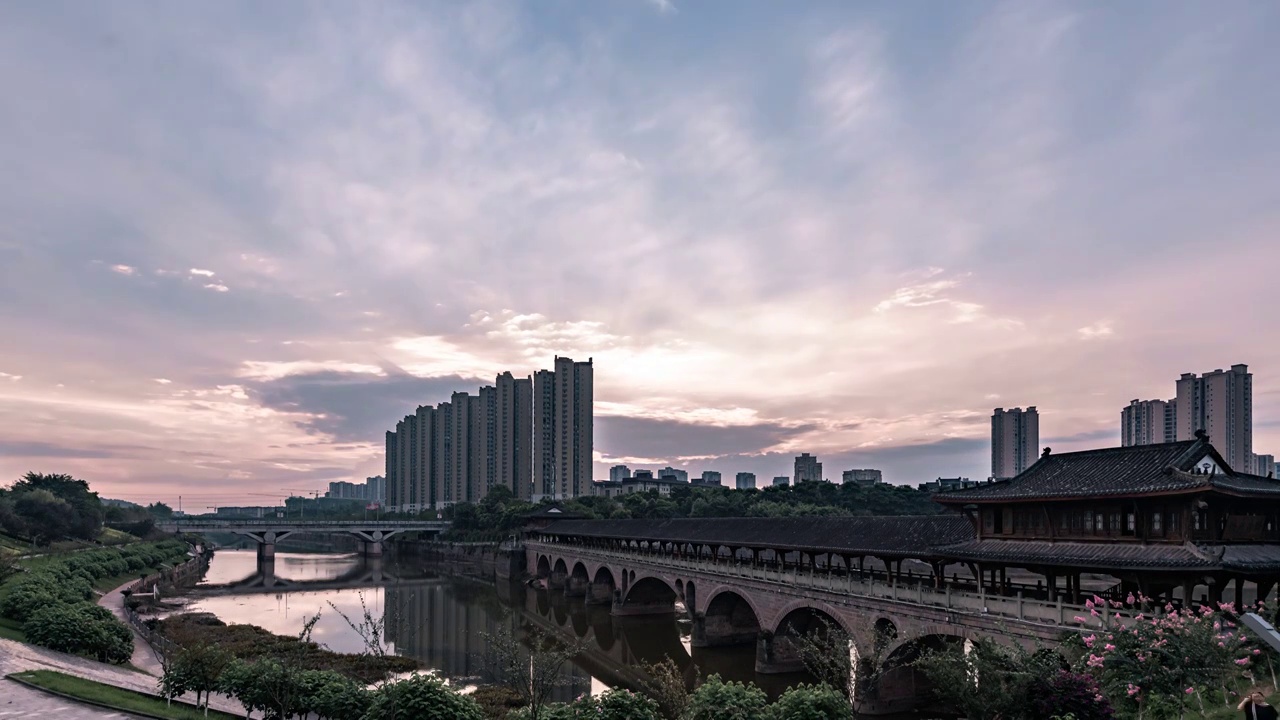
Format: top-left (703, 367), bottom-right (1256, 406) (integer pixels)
top-left (161, 519), bottom-right (449, 528)
top-left (527, 540), bottom-right (1134, 632)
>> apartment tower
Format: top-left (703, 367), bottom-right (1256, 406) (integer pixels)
top-left (496, 372), bottom-right (534, 500)
top-left (385, 430), bottom-right (399, 510)
top-left (1176, 365), bottom-right (1252, 473)
top-left (735, 472), bottom-right (757, 490)
top-left (991, 406), bottom-right (1039, 479)
top-left (794, 453), bottom-right (823, 484)
top-left (533, 357), bottom-right (593, 500)
top-left (1121, 399), bottom-right (1176, 447)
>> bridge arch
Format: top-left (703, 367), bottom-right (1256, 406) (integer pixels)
top-left (617, 575), bottom-right (678, 616)
top-left (695, 587), bottom-right (762, 648)
top-left (536, 555), bottom-right (551, 578)
top-left (553, 558), bottom-right (568, 576)
top-left (759, 602), bottom-right (854, 676)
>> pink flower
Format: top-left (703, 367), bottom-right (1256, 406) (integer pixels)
top-left (1074, 616), bottom-right (1088, 623)
top-left (1236, 658), bottom-right (1251, 666)
top-left (1104, 644), bottom-right (1116, 652)
top-left (1083, 635), bottom-right (1096, 647)
top-left (1255, 649), bottom-right (1262, 655)
top-left (1127, 593), bottom-right (1136, 604)
top-left (1186, 687), bottom-right (1195, 695)
top-left (1086, 599), bottom-right (1095, 609)
top-left (1127, 684), bottom-right (1140, 697)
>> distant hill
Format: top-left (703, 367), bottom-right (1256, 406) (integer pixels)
top-left (102, 498), bottom-right (141, 509)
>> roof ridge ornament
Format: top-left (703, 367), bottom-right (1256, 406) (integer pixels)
top-left (1042, 447), bottom-right (1051, 457)
top-left (1194, 428), bottom-right (1208, 441)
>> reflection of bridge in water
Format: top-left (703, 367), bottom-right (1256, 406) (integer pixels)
top-left (192, 553), bottom-right (402, 593)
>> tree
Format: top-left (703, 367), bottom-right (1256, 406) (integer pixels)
top-left (685, 675), bottom-right (768, 720)
top-left (10, 472), bottom-right (104, 540)
top-left (160, 643), bottom-right (231, 712)
top-left (147, 502), bottom-right (175, 518)
top-left (362, 674), bottom-right (485, 720)
top-left (639, 656), bottom-right (700, 720)
top-left (913, 636), bottom-right (1071, 720)
top-left (768, 684), bottom-right (852, 720)
top-left (482, 622), bottom-right (586, 720)
top-left (11, 490), bottom-right (73, 545)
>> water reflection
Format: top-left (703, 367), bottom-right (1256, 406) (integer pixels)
top-left (185, 551), bottom-right (809, 703)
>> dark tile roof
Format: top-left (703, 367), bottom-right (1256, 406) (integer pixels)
top-left (536, 515), bottom-right (974, 558)
top-left (1211, 473), bottom-right (1280, 496)
top-left (934, 539), bottom-right (1217, 571)
top-left (935, 440), bottom-right (1211, 503)
top-left (524, 505), bottom-right (586, 519)
top-left (1218, 545), bottom-right (1280, 571)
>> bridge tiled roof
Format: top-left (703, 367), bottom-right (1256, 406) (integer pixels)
top-left (535, 515), bottom-right (974, 559)
top-left (937, 538), bottom-right (1280, 573)
top-left (935, 539), bottom-right (1218, 571)
top-left (933, 438), bottom-right (1244, 504)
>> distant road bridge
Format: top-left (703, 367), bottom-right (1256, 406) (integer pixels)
top-left (158, 519), bottom-right (450, 558)
top-left (526, 517), bottom-right (1119, 716)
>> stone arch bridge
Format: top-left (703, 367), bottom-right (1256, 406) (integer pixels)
top-left (527, 517), bottom-right (1110, 715)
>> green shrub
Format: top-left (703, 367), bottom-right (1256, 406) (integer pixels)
top-left (768, 684), bottom-right (851, 720)
top-left (23, 604), bottom-right (133, 664)
top-left (686, 675), bottom-right (768, 720)
top-left (363, 674), bottom-right (485, 720)
top-left (0, 576), bottom-right (61, 621)
top-left (305, 671), bottom-right (371, 720)
top-left (579, 688), bottom-right (661, 719)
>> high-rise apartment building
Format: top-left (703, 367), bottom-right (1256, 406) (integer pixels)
top-left (735, 472), bottom-right (756, 490)
top-left (657, 466), bottom-right (688, 483)
top-left (450, 392), bottom-right (473, 503)
top-left (700, 471), bottom-right (722, 485)
top-left (1255, 454), bottom-right (1275, 478)
top-left (366, 476), bottom-right (385, 504)
top-left (609, 465), bottom-right (631, 483)
top-left (1121, 399), bottom-right (1177, 447)
top-left (794, 453), bottom-right (823, 483)
top-left (386, 357), bottom-right (593, 506)
top-left (385, 430), bottom-right (398, 509)
top-left (772, 476), bottom-right (790, 486)
top-left (432, 401), bottom-right (454, 507)
top-left (496, 372), bottom-right (533, 500)
top-left (842, 469), bottom-right (883, 485)
top-left (533, 357), bottom-right (594, 500)
top-left (991, 407), bottom-right (1039, 479)
top-left (1176, 365), bottom-right (1252, 472)
top-left (412, 404), bottom-right (435, 513)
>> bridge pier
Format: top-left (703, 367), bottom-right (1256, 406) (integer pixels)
top-left (565, 574), bottom-right (589, 598)
top-left (548, 570), bottom-right (568, 590)
top-left (692, 612), bottom-right (759, 648)
top-left (257, 542), bottom-right (275, 561)
top-left (755, 633), bottom-right (806, 674)
top-left (586, 581), bottom-right (614, 605)
top-left (362, 541), bottom-right (384, 557)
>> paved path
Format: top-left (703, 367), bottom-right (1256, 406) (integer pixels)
top-left (0, 637), bottom-right (244, 717)
top-left (97, 580), bottom-right (164, 676)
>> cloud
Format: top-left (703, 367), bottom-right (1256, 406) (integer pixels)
top-left (0, 440), bottom-right (142, 459)
top-left (0, 372), bottom-right (21, 381)
top-left (244, 369), bottom-right (485, 442)
top-left (597, 416), bottom-right (813, 461)
top-left (1077, 322), bottom-right (1114, 340)
top-left (153, 378), bottom-right (172, 384)
top-left (645, 0), bottom-right (676, 15)
top-left (1, 1), bottom-right (1278, 502)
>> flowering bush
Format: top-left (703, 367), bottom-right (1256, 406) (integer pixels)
top-left (1071, 594), bottom-right (1264, 719)
top-left (1029, 670), bottom-right (1114, 720)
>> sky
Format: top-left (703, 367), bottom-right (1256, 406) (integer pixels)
top-left (1, 1), bottom-right (1279, 507)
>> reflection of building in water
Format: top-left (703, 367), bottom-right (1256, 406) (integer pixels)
top-left (385, 581), bottom-right (591, 702)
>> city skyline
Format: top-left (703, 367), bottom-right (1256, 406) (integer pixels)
top-left (2, 2), bottom-right (1279, 505)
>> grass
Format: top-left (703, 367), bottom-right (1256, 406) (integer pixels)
top-left (6, 669), bottom-right (242, 720)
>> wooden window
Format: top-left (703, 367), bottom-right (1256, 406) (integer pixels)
top-left (1110, 512), bottom-right (1121, 534)
top-left (982, 509), bottom-right (995, 534)
top-left (1125, 511), bottom-right (1136, 535)
top-left (1084, 511), bottom-right (1094, 534)
top-left (1059, 512), bottom-right (1070, 532)
top-left (1168, 512), bottom-right (1179, 534)
top-left (1151, 512), bottom-right (1162, 534)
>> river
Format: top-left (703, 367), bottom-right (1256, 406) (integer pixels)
top-left (176, 548), bottom-right (828, 705)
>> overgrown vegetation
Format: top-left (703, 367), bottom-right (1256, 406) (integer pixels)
top-left (436, 481), bottom-right (943, 540)
top-left (0, 538), bottom-right (188, 656)
top-left (154, 613), bottom-right (418, 684)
